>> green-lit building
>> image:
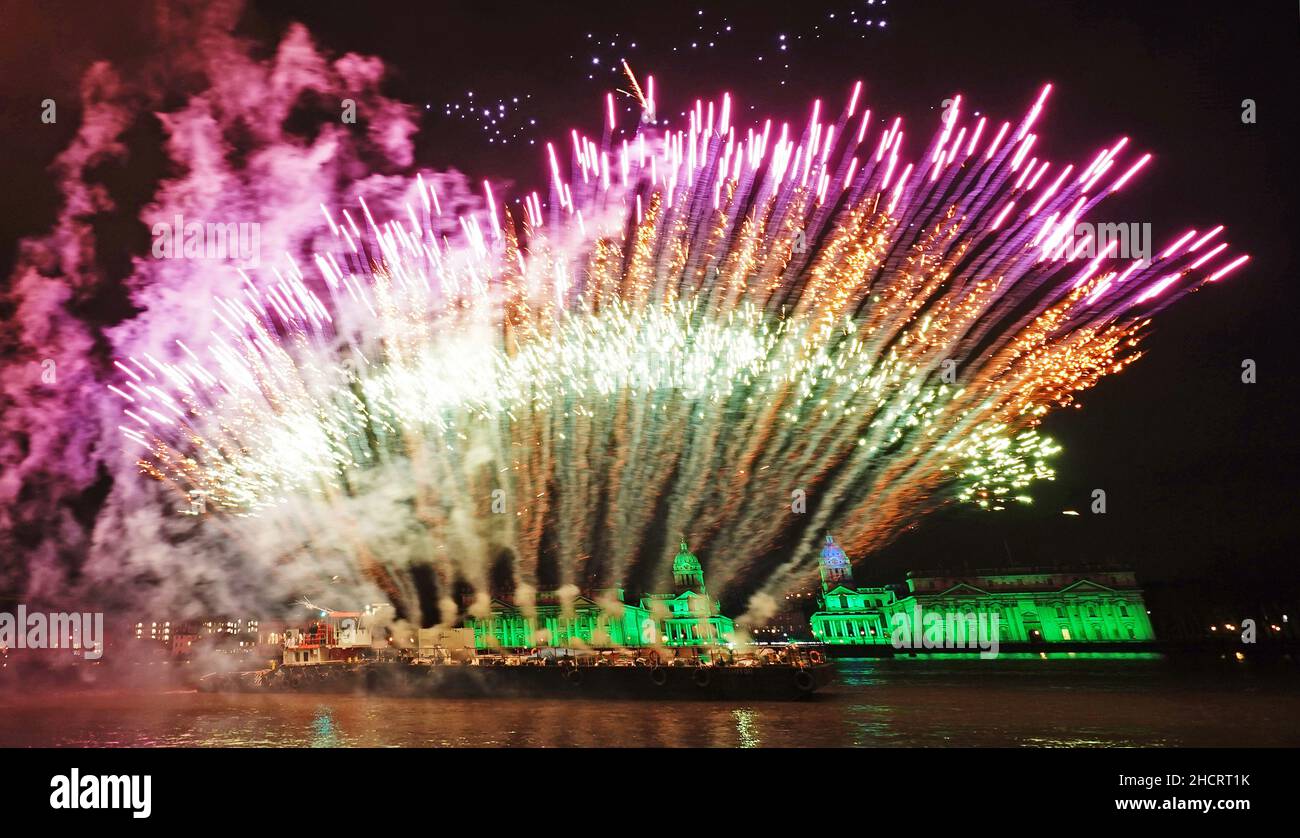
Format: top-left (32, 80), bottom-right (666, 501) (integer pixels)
top-left (809, 536), bottom-right (898, 643)
top-left (467, 588), bottom-right (653, 649)
top-left (808, 534), bottom-right (1157, 646)
top-left (640, 542), bottom-right (736, 646)
top-left (466, 541), bottom-right (735, 650)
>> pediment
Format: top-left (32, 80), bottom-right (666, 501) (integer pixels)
top-left (934, 581), bottom-right (992, 597)
top-left (1058, 579), bottom-right (1119, 595)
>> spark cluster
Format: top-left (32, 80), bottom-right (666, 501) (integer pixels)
top-left (112, 77), bottom-right (1247, 609)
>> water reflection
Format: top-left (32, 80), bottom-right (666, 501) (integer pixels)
top-left (0, 656), bottom-right (1295, 747)
top-left (732, 709), bottom-right (761, 748)
top-left (311, 707), bottom-right (340, 748)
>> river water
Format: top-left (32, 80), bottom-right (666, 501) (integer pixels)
top-left (2, 654), bottom-right (1296, 747)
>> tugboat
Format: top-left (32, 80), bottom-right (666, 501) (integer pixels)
top-left (198, 612), bottom-right (834, 701)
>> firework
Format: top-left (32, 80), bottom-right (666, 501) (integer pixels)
top-left (110, 79), bottom-right (1247, 619)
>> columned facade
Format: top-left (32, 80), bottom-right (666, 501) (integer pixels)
top-left (808, 535), bottom-right (1156, 646)
top-left (467, 589), bottom-right (653, 650)
top-left (640, 542), bottom-right (736, 647)
top-left (465, 543), bottom-right (737, 650)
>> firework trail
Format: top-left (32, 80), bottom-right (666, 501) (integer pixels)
top-left (112, 78), bottom-right (1247, 625)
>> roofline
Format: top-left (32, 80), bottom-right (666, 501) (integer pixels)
top-left (909, 566), bottom-right (1137, 577)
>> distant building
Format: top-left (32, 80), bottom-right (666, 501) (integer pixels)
top-left (468, 588), bottom-right (653, 649)
top-left (640, 542), bottom-right (736, 646)
top-left (466, 541), bottom-right (736, 649)
top-left (808, 536), bottom-right (899, 643)
top-left (755, 588), bottom-right (818, 643)
top-left (809, 534), bottom-right (1157, 646)
top-left (170, 626), bottom-right (198, 656)
top-left (197, 618), bottom-right (259, 637)
top-left (133, 620), bottom-right (173, 644)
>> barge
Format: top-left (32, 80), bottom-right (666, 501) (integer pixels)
top-left (200, 653), bottom-right (833, 700)
top-left (198, 604), bottom-right (833, 700)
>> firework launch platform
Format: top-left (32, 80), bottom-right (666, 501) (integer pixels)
top-left (199, 657), bottom-right (833, 701)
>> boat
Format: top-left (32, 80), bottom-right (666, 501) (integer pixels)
top-left (200, 654), bottom-right (832, 700)
top-left (199, 635), bottom-right (833, 700)
top-left (197, 606), bottom-right (834, 700)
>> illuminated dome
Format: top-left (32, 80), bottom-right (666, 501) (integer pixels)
top-left (673, 541), bottom-right (702, 574)
top-left (819, 534), bottom-right (854, 591)
top-left (670, 540), bottom-right (708, 594)
top-left (821, 534), bottom-right (849, 568)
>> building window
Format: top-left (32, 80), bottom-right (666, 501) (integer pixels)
top-left (1055, 605), bottom-right (1067, 618)
top-left (1119, 605), bottom-right (1129, 617)
top-left (1060, 628), bottom-right (1072, 640)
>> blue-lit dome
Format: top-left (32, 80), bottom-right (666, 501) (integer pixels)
top-left (821, 534), bottom-right (848, 567)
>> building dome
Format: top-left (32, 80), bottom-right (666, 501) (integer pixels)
top-left (673, 541), bottom-right (702, 574)
top-left (821, 534), bottom-right (848, 568)
top-left (818, 534), bottom-right (854, 591)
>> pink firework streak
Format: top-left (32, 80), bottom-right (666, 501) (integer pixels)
top-left (107, 79), bottom-right (1248, 621)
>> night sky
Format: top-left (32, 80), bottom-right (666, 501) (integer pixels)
top-left (2, 0), bottom-right (1297, 612)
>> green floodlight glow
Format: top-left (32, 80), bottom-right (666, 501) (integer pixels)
top-left (809, 539), bottom-right (1157, 647)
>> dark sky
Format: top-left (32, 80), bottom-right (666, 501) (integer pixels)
top-left (2, 0), bottom-right (1297, 601)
